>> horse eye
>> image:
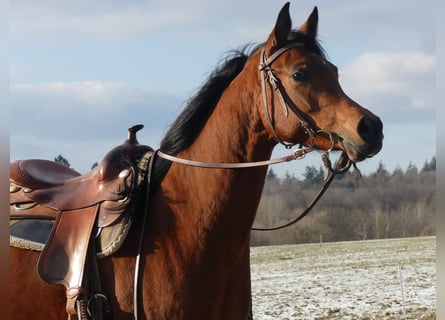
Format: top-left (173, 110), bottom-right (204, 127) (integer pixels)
top-left (292, 70), bottom-right (307, 82)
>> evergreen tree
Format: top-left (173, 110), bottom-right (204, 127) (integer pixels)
top-left (266, 168), bottom-right (277, 180)
top-left (303, 165), bottom-right (323, 184)
top-left (54, 155), bottom-right (70, 168)
top-left (422, 156), bottom-right (436, 171)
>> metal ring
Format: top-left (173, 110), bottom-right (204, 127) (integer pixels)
top-left (316, 129), bottom-right (339, 153)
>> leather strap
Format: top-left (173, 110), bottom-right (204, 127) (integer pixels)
top-left (157, 147), bottom-right (313, 169)
top-left (37, 205), bottom-right (99, 315)
top-left (133, 150), bottom-right (157, 320)
top-left (259, 44), bottom-right (318, 148)
top-left (260, 43), bottom-right (306, 68)
top-left (251, 151), bottom-right (352, 231)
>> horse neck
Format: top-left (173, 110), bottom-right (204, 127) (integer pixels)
top-left (156, 60), bottom-right (273, 251)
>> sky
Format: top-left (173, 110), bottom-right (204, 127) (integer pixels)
top-left (9, 0), bottom-right (436, 178)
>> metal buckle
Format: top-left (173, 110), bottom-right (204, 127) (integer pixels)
top-left (292, 148), bottom-right (307, 160)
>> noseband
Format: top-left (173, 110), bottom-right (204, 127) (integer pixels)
top-left (259, 42), bottom-right (338, 151)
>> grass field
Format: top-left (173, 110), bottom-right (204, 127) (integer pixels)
top-left (250, 236), bottom-right (436, 320)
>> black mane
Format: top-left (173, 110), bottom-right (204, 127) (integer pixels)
top-left (160, 50), bottom-right (252, 156)
top-left (151, 48), bottom-right (253, 188)
top-left (150, 32), bottom-right (326, 190)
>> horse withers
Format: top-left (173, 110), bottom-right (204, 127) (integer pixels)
top-left (10, 3), bottom-right (382, 319)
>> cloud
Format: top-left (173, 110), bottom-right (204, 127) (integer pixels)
top-left (11, 2), bottom-right (202, 39)
top-left (10, 1), bottom-right (288, 41)
top-left (340, 51), bottom-right (435, 122)
top-left (12, 81), bottom-right (165, 108)
top-left (10, 81), bottom-right (184, 171)
top-left (10, 66), bottom-right (33, 78)
top-left (10, 81), bottom-right (184, 133)
top-left (320, 0), bottom-right (434, 51)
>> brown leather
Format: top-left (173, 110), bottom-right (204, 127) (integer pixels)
top-left (11, 150), bottom-right (140, 212)
top-left (37, 206), bottom-right (98, 315)
top-left (10, 159), bottom-right (81, 189)
top-left (28, 164), bottom-right (130, 211)
top-left (10, 183), bottom-right (60, 219)
top-left (10, 165), bottom-right (137, 228)
top-left (10, 125), bottom-right (153, 224)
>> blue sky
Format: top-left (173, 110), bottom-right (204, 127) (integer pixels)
top-left (10, 0), bottom-right (435, 177)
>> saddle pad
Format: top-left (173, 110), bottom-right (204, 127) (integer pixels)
top-left (10, 216), bottom-right (132, 258)
top-left (10, 219), bottom-right (53, 245)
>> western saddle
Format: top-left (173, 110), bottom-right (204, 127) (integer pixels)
top-left (10, 125), bottom-right (154, 319)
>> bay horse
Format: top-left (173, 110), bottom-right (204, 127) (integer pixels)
top-left (10, 3), bottom-right (383, 319)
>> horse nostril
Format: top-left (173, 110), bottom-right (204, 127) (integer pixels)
top-left (357, 117), bottom-right (383, 144)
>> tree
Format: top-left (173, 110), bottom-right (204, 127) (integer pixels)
top-left (406, 162), bottom-right (418, 175)
top-left (422, 156), bottom-right (436, 172)
top-left (251, 155), bottom-right (436, 246)
top-left (374, 161), bottom-right (389, 178)
top-left (266, 168), bottom-right (277, 180)
top-left (54, 155), bottom-right (70, 168)
top-left (303, 165), bottom-right (323, 185)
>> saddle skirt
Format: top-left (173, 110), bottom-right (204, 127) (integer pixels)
top-left (10, 211), bottom-right (133, 258)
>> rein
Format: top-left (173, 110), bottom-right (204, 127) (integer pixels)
top-left (157, 147), bottom-right (314, 168)
top-left (156, 148), bottom-right (357, 231)
top-left (251, 151), bottom-right (353, 231)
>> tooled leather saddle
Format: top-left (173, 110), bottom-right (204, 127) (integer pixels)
top-left (10, 125), bottom-right (154, 319)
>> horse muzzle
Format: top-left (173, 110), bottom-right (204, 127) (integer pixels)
top-left (342, 116), bottom-right (383, 162)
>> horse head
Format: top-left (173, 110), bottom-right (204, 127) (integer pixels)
top-left (259, 3), bottom-right (383, 163)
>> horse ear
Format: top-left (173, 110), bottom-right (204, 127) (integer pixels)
top-left (298, 6), bottom-right (318, 39)
top-left (265, 2), bottom-right (292, 53)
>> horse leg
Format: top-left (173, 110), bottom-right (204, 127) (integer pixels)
top-left (10, 247), bottom-right (66, 319)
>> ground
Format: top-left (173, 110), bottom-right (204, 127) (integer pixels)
top-left (250, 236), bottom-right (435, 320)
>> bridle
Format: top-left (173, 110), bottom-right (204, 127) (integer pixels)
top-left (259, 42), bottom-right (319, 149)
top-left (258, 43), bottom-right (354, 161)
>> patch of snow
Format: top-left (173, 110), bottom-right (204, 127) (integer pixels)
top-left (250, 237), bottom-right (435, 319)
